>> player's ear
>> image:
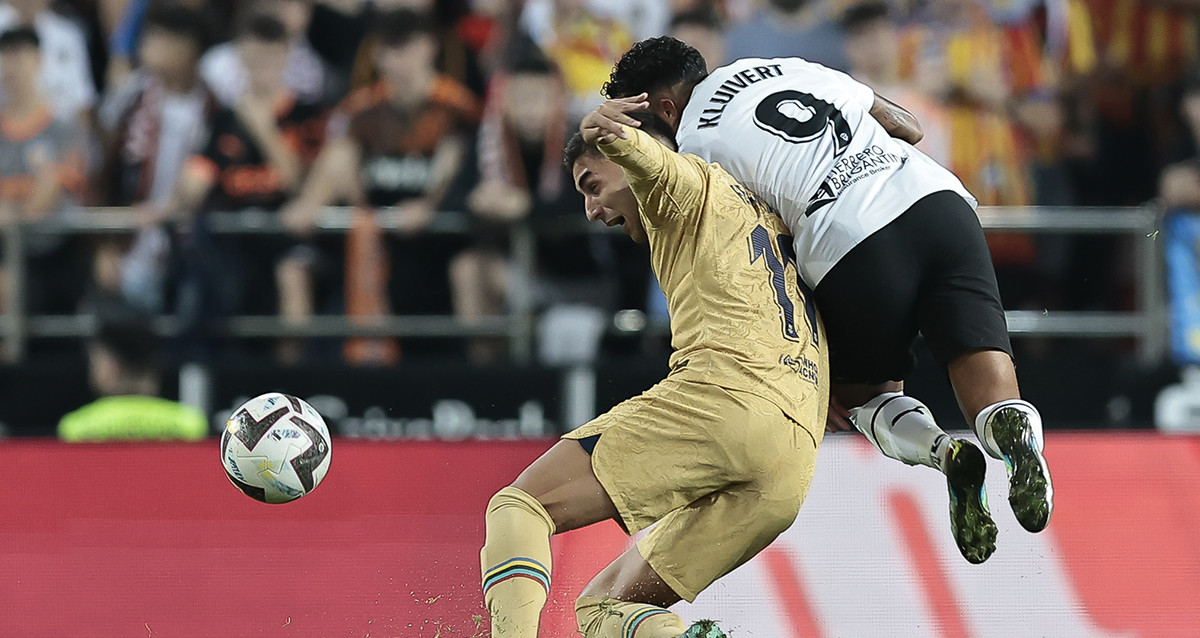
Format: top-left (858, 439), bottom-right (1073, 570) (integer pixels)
top-left (653, 97), bottom-right (680, 130)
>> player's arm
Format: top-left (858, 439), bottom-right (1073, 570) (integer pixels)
top-left (582, 98), bottom-right (706, 222)
top-left (870, 93), bottom-right (923, 144)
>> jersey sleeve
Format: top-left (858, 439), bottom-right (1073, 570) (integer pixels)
top-left (597, 127), bottom-right (707, 225)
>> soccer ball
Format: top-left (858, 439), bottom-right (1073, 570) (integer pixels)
top-left (220, 392), bottom-right (332, 504)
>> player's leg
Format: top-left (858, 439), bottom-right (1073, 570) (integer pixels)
top-left (480, 439), bottom-right (619, 638)
top-left (574, 549), bottom-right (690, 638)
top-left (815, 198), bottom-right (997, 562)
top-left (915, 191), bottom-right (1052, 533)
top-left (573, 390), bottom-right (819, 638)
top-left (835, 381), bottom-right (955, 471)
top-left (944, 349), bottom-right (1051, 532)
top-left (814, 224), bottom-right (973, 475)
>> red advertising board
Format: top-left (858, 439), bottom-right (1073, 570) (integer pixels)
top-left (1, 433), bottom-right (1198, 637)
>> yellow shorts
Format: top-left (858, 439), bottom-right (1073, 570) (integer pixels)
top-left (563, 377), bottom-right (822, 601)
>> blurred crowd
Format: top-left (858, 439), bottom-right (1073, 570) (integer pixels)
top-left (0, 0), bottom-right (1198, 367)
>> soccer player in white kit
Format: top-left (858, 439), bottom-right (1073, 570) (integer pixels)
top-left (598, 37), bottom-right (1053, 564)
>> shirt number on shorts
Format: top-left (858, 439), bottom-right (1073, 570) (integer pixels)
top-left (749, 225), bottom-right (819, 346)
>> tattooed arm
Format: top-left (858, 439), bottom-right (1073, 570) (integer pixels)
top-left (870, 93), bottom-right (923, 145)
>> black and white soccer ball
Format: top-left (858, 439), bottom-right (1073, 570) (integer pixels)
top-left (220, 392), bottom-right (332, 504)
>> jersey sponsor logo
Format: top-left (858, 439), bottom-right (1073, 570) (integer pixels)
top-left (779, 353), bottom-right (819, 386)
top-left (805, 144), bottom-right (905, 216)
top-left (697, 64), bottom-right (785, 129)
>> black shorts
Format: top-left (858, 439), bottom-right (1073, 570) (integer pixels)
top-left (813, 190), bottom-right (1011, 385)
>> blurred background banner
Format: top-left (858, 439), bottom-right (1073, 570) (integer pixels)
top-left (2, 434), bottom-right (1197, 637)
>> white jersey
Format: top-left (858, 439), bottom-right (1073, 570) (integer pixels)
top-left (676, 57), bottom-right (976, 287)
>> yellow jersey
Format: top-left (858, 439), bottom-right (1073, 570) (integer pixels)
top-left (598, 128), bottom-right (828, 433)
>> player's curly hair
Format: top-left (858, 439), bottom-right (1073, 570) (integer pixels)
top-left (603, 36), bottom-right (708, 100)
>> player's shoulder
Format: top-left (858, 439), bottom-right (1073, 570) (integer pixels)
top-left (703, 57), bottom-right (825, 84)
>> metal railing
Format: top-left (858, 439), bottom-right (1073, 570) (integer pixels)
top-left (0, 205), bottom-right (1168, 364)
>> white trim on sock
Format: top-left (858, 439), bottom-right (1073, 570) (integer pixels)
top-left (974, 399), bottom-right (1044, 459)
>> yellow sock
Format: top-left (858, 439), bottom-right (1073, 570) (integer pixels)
top-left (576, 596), bottom-right (688, 638)
top-left (480, 486), bottom-right (556, 638)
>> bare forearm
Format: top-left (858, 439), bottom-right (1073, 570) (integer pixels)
top-left (871, 93), bottom-right (924, 144)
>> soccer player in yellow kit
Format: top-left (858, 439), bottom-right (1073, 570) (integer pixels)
top-left (479, 98), bottom-right (827, 638)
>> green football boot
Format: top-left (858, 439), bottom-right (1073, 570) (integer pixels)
top-left (679, 620), bottom-right (726, 638)
top-left (944, 438), bottom-right (998, 564)
top-left (989, 406), bottom-right (1054, 533)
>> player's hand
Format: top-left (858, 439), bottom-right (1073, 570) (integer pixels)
top-left (826, 395), bottom-right (856, 432)
top-left (580, 94), bottom-right (650, 145)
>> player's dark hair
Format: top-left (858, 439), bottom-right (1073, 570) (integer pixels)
top-left (372, 8), bottom-right (436, 48)
top-left (604, 36), bottom-right (708, 100)
top-left (241, 13), bottom-right (289, 44)
top-left (563, 131), bottom-right (599, 171)
top-left (840, 1), bottom-right (891, 33)
top-left (630, 110), bottom-right (678, 150)
top-left (563, 110), bottom-right (678, 170)
top-left (144, 2), bottom-right (212, 51)
top-left (0, 26), bottom-right (40, 52)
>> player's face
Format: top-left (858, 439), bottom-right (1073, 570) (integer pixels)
top-left (572, 154), bottom-right (646, 244)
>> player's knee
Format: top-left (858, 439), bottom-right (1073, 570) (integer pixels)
top-left (574, 594), bottom-right (605, 631)
top-left (484, 486), bottom-right (556, 535)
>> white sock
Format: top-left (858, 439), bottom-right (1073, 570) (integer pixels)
top-left (851, 392), bottom-right (950, 471)
top-left (973, 399), bottom-right (1044, 460)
